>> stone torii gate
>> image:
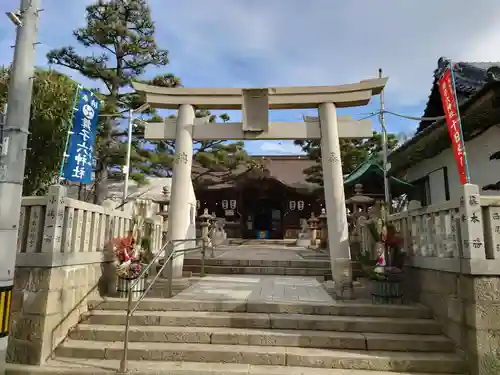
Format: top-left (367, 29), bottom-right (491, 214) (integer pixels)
top-left (132, 78), bottom-right (388, 290)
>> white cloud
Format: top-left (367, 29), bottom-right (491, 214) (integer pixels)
top-left (2, 0), bottom-right (500, 109)
top-left (259, 141), bottom-right (299, 154)
top-left (150, 0), bottom-right (500, 106)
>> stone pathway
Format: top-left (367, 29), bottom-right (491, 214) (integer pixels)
top-left (173, 274), bottom-right (335, 304)
top-left (190, 243), bottom-right (319, 261)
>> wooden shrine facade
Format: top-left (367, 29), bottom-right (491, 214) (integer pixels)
top-left (194, 156), bottom-right (323, 239)
top-left (196, 177), bottom-right (322, 239)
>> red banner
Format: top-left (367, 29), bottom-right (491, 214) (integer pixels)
top-left (438, 66), bottom-right (468, 184)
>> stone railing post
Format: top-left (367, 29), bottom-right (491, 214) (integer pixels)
top-left (152, 214), bottom-right (163, 252)
top-left (459, 184), bottom-right (486, 259)
top-left (41, 185), bottom-right (67, 253)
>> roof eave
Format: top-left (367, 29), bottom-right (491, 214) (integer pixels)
top-left (389, 80), bottom-right (500, 175)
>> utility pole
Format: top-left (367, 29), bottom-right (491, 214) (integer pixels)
top-left (0, 0), bottom-right (40, 371)
top-left (379, 68), bottom-right (391, 211)
top-left (120, 103), bottom-right (149, 210)
top-left (122, 108), bottom-right (133, 208)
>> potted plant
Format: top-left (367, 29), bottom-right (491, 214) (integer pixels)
top-left (366, 207), bottom-right (405, 304)
top-left (113, 230), bottom-right (148, 299)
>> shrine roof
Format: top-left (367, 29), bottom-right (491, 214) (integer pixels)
top-left (194, 155), bottom-right (318, 191)
top-left (418, 57), bottom-right (500, 133)
top-left (388, 58), bottom-right (500, 176)
top-left (343, 156), bottom-right (413, 197)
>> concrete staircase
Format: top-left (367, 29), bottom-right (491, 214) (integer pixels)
top-left (183, 258), bottom-right (332, 279)
top-left (9, 298), bottom-right (467, 374)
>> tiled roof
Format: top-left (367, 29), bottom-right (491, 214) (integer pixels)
top-left (418, 57), bottom-right (500, 132)
top-left (195, 155), bottom-right (317, 189)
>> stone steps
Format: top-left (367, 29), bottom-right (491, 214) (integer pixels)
top-left (88, 298), bottom-right (433, 319)
top-left (81, 310), bottom-right (442, 335)
top-left (46, 295), bottom-right (465, 375)
top-left (226, 239), bottom-right (297, 246)
top-left (6, 359), bottom-right (465, 375)
top-left (54, 340), bottom-right (464, 374)
top-left (183, 258), bottom-right (331, 269)
top-left (183, 265), bottom-right (331, 277)
top-left (69, 324), bottom-right (454, 352)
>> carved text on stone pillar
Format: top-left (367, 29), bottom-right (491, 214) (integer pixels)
top-left (470, 213), bottom-right (480, 223)
top-left (174, 152), bottom-right (188, 165)
top-left (469, 195), bottom-right (479, 206)
top-left (327, 152), bottom-right (340, 165)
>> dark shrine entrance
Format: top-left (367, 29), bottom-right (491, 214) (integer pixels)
top-left (195, 174), bottom-right (323, 240)
top-left (241, 181), bottom-right (283, 239)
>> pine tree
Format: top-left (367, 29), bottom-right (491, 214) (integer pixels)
top-left (47, 0), bottom-right (250, 203)
top-left (294, 131), bottom-right (399, 186)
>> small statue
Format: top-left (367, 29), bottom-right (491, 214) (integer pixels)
top-left (296, 218), bottom-right (311, 246)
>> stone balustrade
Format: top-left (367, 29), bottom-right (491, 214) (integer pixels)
top-left (358, 184), bottom-right (500, 375)
top-left (8, 185), bottom-right (163, 365)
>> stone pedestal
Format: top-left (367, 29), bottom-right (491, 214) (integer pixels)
top-left (331, 258), bottom-right (353, 299)
top-left (459, 184), bottom-right (486, 259)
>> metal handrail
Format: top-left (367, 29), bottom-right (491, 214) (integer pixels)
top-left (119, 230), bottom-right (214, 374)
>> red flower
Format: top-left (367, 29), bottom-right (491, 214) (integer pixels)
top-left (113, 234), bottom-right (136, 262)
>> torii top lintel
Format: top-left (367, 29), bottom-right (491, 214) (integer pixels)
top-left (131, 77), bottom-right (388, 110)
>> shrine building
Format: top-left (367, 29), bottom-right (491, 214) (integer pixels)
top-left (194, 155), bottom-right (323, 240)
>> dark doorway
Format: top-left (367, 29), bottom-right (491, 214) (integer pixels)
top-left (254, 198), bottom-right (279, 231)
top-left (241, 192), bottom-right (283, 239)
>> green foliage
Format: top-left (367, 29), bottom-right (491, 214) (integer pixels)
top-left (46, 0), bottom-right (249, 203)
top-left (47, 0), bottom-right (171, 203)
top-left (0, 66), bottom-right (78, 195)
top-left (156, 110), bottom-right (251, 188)
top-left (295, 131), bottom-right (399, 186)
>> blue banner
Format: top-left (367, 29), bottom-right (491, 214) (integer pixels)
top-left (62, 88), bottom-right (101, 184)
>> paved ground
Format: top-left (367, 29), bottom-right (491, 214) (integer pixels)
top-left (173, 274), bottom-right (335, 304)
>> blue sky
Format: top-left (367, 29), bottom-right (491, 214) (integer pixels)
top-left (2, 0), bottom-right (500, 155)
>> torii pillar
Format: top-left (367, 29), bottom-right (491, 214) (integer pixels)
top-left (319, 103), bottom-right (351, 288)
top-left (132, 78), bottom-right (388, 288)
top-left (167, 104), bottom-right (195, 277)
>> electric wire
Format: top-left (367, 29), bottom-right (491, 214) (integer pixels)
top-left (356, 110), bottom-right (446, 122)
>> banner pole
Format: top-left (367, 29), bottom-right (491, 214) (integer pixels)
top-left (448, 62), bottom-right (471, 184)
top-left (57, 84), bottom-right (82, 184)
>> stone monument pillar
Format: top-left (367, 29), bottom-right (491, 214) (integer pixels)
top-left (318, 208), bottom-right (328, 249)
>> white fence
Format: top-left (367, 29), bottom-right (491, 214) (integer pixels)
top-left (359, 184), bottom-right (500, 274)
top-left (16, 185), bottom-right (163, 259)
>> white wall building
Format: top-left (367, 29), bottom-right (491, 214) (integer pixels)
top-left (405, 125), bottom-right (500, 204)
top-left (389, 58), bottom-right (500, 206)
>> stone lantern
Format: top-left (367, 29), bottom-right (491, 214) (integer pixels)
top-left (345, 184), bottom-right (375, 278)
top-left (307, 212), bottom-right (320, 249)
top-left (199, 208), bottom-right (212, 245)
top-left (346, 184), bottom-right (375, 236)
top-left (154, 185), bottom-right (170, 246)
